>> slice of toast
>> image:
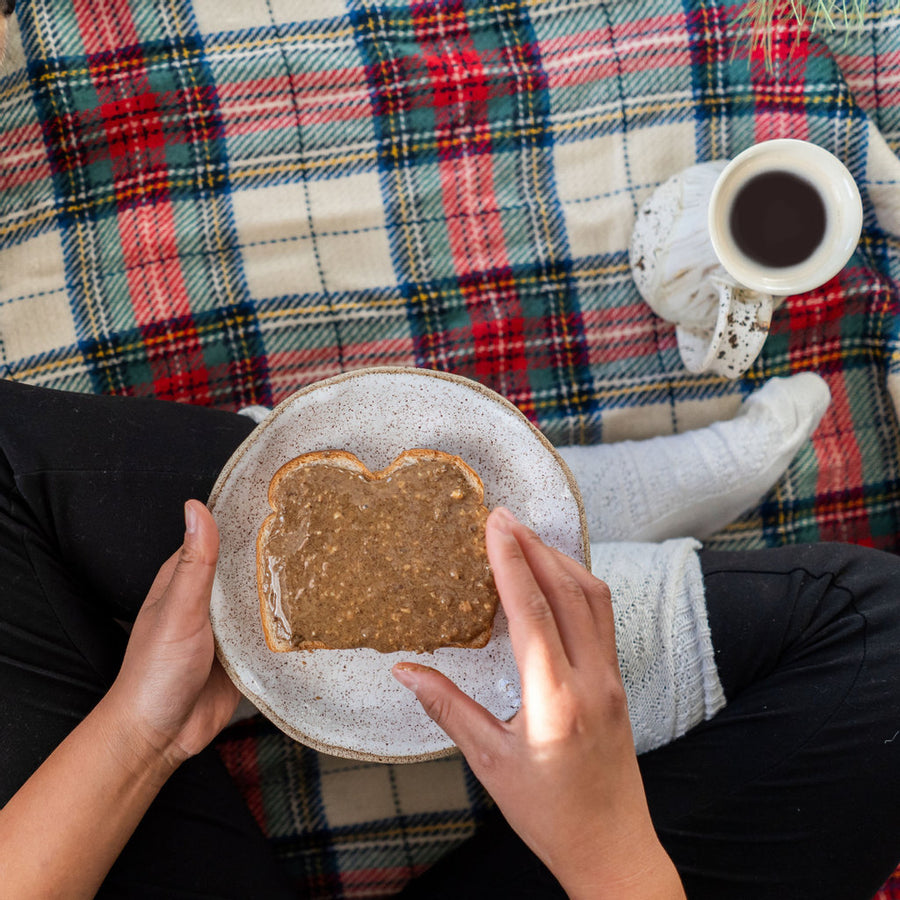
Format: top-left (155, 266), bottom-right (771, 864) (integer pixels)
top-left (256, 449), bottom-right (499, 653)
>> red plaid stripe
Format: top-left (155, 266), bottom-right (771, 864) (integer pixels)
top-left (265, 338), bottom-right (418, 388)
top-left (74, 2), bottom-right (194, 326)
top-left (0, 123), bottom-right (52, 192)
top-left (118, 206), bottom-right (193, 323)
top-left (751, 10), bottom-right (812, 142)
top-left (836, 48), bottom-right (900, 120)
top-left (218, 71), bottom-right (373, 134)
top-left (540, 13), bottom-right (693, 86)
top-left (413, 0), bottom-right (493, 160)
top-left (139, 315), bottom-right (213, 402)
top-left (581, 303), bottom-right (676, 367)
top-left (814, 375), bottom-right (871, 542)
top-left (214, 731), bottom-right (271, 838)
top-left (463, 268), bottom-right (530, 382)
top-left (78, 2), bottom-right (174, 210)
top-left (408, 2), bottom-right (541, 402)
top-left (47, 0), bottom-right (230, 387)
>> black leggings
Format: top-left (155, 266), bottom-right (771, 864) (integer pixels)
top-left (1, 378), bottom-right (898, 900)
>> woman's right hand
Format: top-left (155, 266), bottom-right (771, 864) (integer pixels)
top-left (393, 507), bottom-right (685, 900)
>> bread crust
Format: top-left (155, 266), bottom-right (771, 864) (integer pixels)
top-left (256, 448), bottom-right (495, 653)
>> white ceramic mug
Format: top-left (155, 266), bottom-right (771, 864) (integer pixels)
top-left (630, 139), bottom-right (863, 377)
top-left (708, 139), bottom-right (863, 295)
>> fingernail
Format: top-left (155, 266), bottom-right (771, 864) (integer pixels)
top-left (491, 506), bottom-right (517, 533)
top-left (392, 665), bottom-right (418, 692)
top-left (393, 662), bottom-right (429, 693)
top-left (184, 501), bottom-right (198, 536)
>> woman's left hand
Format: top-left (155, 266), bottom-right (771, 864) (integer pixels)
top-left (0, 501), bottom-right (243, 900)
top-left (105, 500), bottom-right (240, 769)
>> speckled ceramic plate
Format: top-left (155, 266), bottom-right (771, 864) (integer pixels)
top-left (208, 367), bottom-right (589, 763)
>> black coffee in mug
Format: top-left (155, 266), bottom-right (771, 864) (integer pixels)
top-left (728, 170), bottom-right (826, 268)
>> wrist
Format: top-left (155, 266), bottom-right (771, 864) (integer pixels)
top-left (556, 828), bottom-right (685, 900)
top-left (93, 692), bottom-right (184, 787)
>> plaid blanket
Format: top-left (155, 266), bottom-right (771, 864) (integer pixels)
top-left (2, 0), bottom-right (900, 896)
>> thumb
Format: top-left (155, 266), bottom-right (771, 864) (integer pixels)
top-left (156, 500), bottom-right (219, 634)
top-left (393, 663), bottom-right (506, 762)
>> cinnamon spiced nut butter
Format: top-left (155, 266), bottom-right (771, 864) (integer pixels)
top-left (256, 449), bottom-right (499, 653)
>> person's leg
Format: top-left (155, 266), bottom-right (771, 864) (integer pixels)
top-left (0, 380), bottom-right (260, 618)
top-left (400, 541), bottom-right (900, 900)
top-left (0, 379), bottom-right (293, 899)
top-left (640, 542), bottom-right (900, 900)
top-left (557, 372), bottom-right (830, 542)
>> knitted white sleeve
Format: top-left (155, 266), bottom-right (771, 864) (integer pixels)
top-left (590, 538), bottom-right (727, 755)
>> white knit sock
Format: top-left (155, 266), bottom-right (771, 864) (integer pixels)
top-left (558, 373), bottom-right (830, 543)
top-left (237, 405), bottom-right (272, 424)
top-left (592, 538), bottom-right (725, 754)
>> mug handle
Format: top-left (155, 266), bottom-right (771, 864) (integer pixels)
top-left (675, 278), bottom-right (774, 378)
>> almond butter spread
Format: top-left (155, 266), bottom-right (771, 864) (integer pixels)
top-left (259, 454), bottom-right (498, 653)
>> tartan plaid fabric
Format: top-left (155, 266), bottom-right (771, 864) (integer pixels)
top-left (2, 0), bottom-right (900, 896)
top-left (216, 713), bottom-right (496, 895)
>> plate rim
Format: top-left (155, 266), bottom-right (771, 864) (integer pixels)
top-left (207, 366), bottom-right (590, 763)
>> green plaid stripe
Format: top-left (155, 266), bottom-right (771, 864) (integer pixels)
top-left (203, 19), bottom-right (381, 188)
top-left (31, 39), bottom-right (227, 221)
